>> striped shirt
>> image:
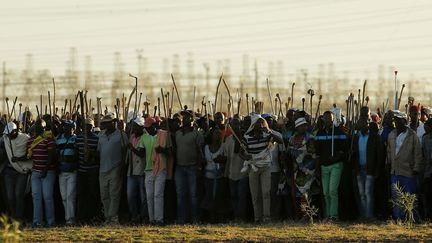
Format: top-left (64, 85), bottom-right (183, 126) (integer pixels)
top-left (27, 136), bottom-right (56, 172)
top-left (57, 134), bottom-right (78, 172)
top-left (242, 132), bottom-right (272, 154)
top-left (75, 133), bottom-right (99, 173)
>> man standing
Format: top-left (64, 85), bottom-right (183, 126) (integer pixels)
top-left (174, 111), bottom-right (204, 224)
top-left (27, 119), bottom-right (57, 227)
top-left (98, 113), bottom-right (128, 225)
top-left (56, 120), bottom-right (78, 226)
top-left (315, 111), bottom-right (348, 221)
top-left (2, 121), bottom-right (32, 222)
top-left (387, 110), bottom-right (423, 220)
top-left (76, 117), bottom-right (101, 223)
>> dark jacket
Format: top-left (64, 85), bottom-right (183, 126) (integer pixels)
top-left (315, 125), bottom-right (349, 166)
top-left (352, 132), bottom-right (385, 177)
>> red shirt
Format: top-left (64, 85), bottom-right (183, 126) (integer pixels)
top-left (27, 136), bottom-right (56, 172)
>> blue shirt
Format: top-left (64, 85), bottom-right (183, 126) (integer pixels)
top-left (56, 134), bottom-right (77, 172)
top-left (358, 132), bottom-right (369, 168)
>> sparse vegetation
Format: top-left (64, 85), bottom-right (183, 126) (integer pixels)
top-left (21, 222), bottom-right (432, 242)
top-left (390, 183), bottom-right (417, 227)
top-left (0, 214), bottom-right (22, 242)
top-left (300, 192), bottom-right (319, 224)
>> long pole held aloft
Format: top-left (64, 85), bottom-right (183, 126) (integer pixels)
top-left (394, 70), bottom-right (398, 110)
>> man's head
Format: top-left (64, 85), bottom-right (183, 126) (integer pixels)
top-left (62, 120), bottom-right (75, 136)
top-left (214, 112), bottom-right (225, 127)
top-left (144, 117), bottom-right (157, 135)
top-left (101, 113), bottom-right (115, 132)
top-left (409, 105), bottom-right (420, 125)
top-left (294, 117), bottom-right (308, 134)
top-left (421, 107), bottom-right (432, 123)
top-left (180, 111), bottom-right (194, 128)
top-left (230, 117), bottom-right (241, 134)
top-left (393, 110), bottom-right (408, 131)
top-left (133, 117), bottom-right (145, 136)
top-left (4, 122), bottom-right (18, 139)
top-left (357, 118), bottom-right (369, 135)
top-left (383, 110), bottom-right (394, 128)
top-left (323, 111), bottom-right (334, 128)
top-left (34, 119), bottom-right (46, 136)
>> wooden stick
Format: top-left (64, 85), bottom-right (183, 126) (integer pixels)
top-left (266, 78), bottom-right (275, 114)
top-left (397, 84), bottom-right (406, 110)
top-left (290, 82), bottom-right (296, 108)
top-left (10, 97), bottom-right (18, 120)
top-left (161, 89), bottom-right (167, 118)
top-left (48, 91), bottom-right (52, 117)
top-left (214, 74), bottom-right (223, 115)
top-left (361, 79), bottom-right (367, 107)
top-left (137, 93), bottom-right (143, 118)
top-left (246, 93), bottom-right (250, 115)
top-left (171, 74), bottom-right (183, 110)
top-left (52, 78), bottom-right (56, 115)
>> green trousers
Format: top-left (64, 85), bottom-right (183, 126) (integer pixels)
top-left (321, 162), bottom-right (343, 219)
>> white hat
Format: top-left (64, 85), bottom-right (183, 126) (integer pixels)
top-left (127, 111), bottom-right (135, 123)
top-left (295, 117), bottom-right (308, 128)
top-left (392, 110), bottom-right (408, 120)
top-left (134, 116), bottom-right (145, 127)
top-left (3, 122), bottom-right (17, 135)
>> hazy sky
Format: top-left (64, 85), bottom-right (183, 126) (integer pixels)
top-left (2, 0), bottom-right (432, 80)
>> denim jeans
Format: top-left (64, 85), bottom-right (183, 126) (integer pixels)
top-left (356, 172), bottom-right (375, 218)
top-left (229, 177), bottom-right (249, 221)
top-left (175, 165), bottom-right (198, 223)
top-left (127, 175), bottom-right (147, 221)
top-left (145, 170), bottom-right (167, 223)
top-left (31, 170), bottom-right (56, 227)
top-left (59, 172), bottom-right (77, 224)
top-left (3, 167), bottom-right (28, 220)
top-left (321, 162), bottom-right (343, 219)
top-left (391, 175), bottom-right (417, 220)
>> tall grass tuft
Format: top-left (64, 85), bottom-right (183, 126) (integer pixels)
top-left (300, 192), bottom-right (319, 224)
top-left (0, 214), bottom-right (22, 242)
top-left (390, 183), bottom-right (417, 227)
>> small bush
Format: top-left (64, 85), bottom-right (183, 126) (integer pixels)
top-left (300, 192), bottom-right (319, 224)
top-left (390, 183), bottom-right (417, 227)
top-left (0, 214), bottom-right (22, 242)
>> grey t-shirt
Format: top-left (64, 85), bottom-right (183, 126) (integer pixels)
top-left (175, 129), bottom-right (204, 166)
top-left (98, 129), bottom-right (128, 173)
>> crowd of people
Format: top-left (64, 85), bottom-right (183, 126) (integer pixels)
top-left (0, 94), bottom-right (431, 228)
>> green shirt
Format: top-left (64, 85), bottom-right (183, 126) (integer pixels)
top-left (139, 134), bottom-right (157, 171)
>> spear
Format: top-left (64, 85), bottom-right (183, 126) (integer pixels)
top-left (171, 74), bottom-right (183, 110)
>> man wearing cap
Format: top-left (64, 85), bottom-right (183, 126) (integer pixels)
top-left (27, 119), bottom-right (57, 227)
top-left (56, 120), bottom-right (78, 225)
top-left (75, 117), bottom-right (101, 223)
top-left (2, 121), bottom-right (32, 222)
top-left (98, 113), bottom-right (128, 225)
top-left (125, 116), bottom-right (147, 224)
top-left (387, 110), bottom-right (424, 220)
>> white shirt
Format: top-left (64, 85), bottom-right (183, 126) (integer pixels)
top-left (395, 129), bottom-right (408, 155)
